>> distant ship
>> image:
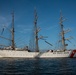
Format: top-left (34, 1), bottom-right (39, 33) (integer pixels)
top-left (0, 10), bottom-right (76, 58)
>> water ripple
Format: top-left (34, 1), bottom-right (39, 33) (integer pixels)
top-left (0, 58), bottom-right (76, 75)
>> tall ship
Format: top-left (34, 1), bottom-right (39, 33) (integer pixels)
top-left (0, 10), bottom-right (76, 58)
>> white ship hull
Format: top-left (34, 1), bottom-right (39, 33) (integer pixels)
top-left (0, 50), bottom-right (76, 58)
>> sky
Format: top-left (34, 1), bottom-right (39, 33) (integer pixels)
top-left (0, 0), bottom-right (76, 51)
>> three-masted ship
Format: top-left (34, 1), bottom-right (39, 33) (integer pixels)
top-left (0, 11), bottom-right (76, 58)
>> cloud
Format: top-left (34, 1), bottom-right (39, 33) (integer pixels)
top-left (17, 24), bottom-right (32, 28)
top-left (42, 25), bottom-right (59, 30)
top-left (15, 27), bottom-right (32, 34)
top-left (15, 24), bottom-right (33, 34)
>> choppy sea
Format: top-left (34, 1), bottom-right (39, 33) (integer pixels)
top-left (0, 58), bottom-right (76, 75)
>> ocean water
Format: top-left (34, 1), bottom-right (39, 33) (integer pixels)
top-left (0, 58), bottom-right (76, 75)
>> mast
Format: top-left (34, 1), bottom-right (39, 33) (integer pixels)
top-left (34, 9), bottom-right (39, 52)
top-left (59, 11), bottom-right (66, 50)
top-left (11, 11), bottom-right (15, 50)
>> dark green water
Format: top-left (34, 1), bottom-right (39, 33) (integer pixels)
top-left (0, 58), bottom-right (76, 75)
